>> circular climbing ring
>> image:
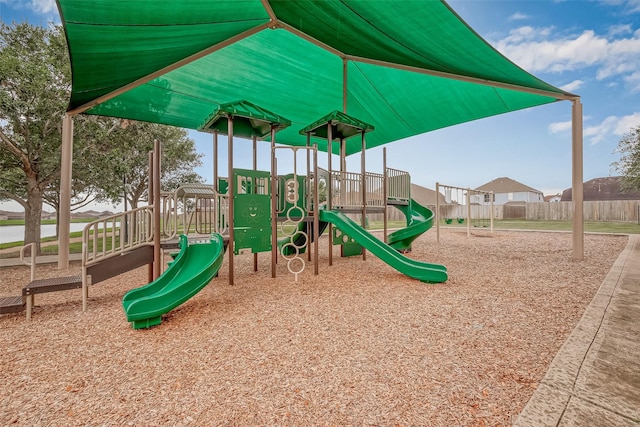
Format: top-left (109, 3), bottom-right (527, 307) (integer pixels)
top-left (286, 205), bottom-right (305, 222)
top-left (280, 219), bottom-right (299, 237)
top-left (280, 242), bottom-right (299, 260)
top-left (287, 256), bottom-right (305, 276)
top-left (285, 178), bottom-right (298, 204)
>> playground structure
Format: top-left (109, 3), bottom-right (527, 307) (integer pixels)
top-left (435, 182), bottom-right (494, 242)
top-left (1, 103), bottom-right (448, 328)
top-left (1, 1), bottom-right (593, 332)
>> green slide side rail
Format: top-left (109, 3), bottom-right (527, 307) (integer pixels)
top-left (387, 199), bottom-right (434, 252)
top-left (319, 210), bottom-right (447, 283)
top-left (122, 233), bottom-right (225, 329)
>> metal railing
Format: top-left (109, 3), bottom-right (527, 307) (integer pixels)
top-left (318, 167), bottom-right (407, 209)
top-left (82, 206), bottom-right (154, 267)
top-left (386, 168), bottom-right (411, 202)
top-left (365, 172), bottom-right (385, 207)
top-left (169, 185), bottom-right (229, 237)
top-left (161, 192), bottom-right (177, 240)
top-left (331, 170), bottom-right (385, 208)
top-left (20, 242), bottom-right (36, 282)
top-left (330, 170), bottom-right (363, 209)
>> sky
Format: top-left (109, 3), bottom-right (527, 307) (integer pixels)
top-left (1, 0), bottom-right (639, 212)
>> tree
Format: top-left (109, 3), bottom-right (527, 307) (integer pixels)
top-left (101, 119), bottom-right (203, 209)
top-left (0, 23), bottom-right (71, 252)
top-left (0, 22), bottom-right (204, 249)
top-left (612, 125), bottom-right (640, 191)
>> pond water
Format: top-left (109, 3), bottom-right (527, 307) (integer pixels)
top-left (0, 223), bottom-right (94, 244)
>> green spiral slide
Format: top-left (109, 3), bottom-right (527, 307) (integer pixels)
top-left (319, 210), bottom-right (447, 283)
top-left (387, 198), bottom-right (434, 252)
top-left (122, 234), bottom-right (225, 329)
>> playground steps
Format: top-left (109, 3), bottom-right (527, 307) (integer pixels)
top-left (0, 296), bottom-right (25, 314)
top-left (23, 275), bottom-right (83, 320)
top-left (1, 275), bottom-right (83, 319)
top-left (1, 245), bottom-right (156, 320)
top-left (1, 240), bottom-right (229, 320)
top-left (23, 275), bottom-right (83, 296)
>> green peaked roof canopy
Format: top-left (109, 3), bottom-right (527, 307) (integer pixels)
top-left (199, 100), bottom-right (291, 139)
top-left (301, 110), bottom-right (374, 141)
top-left (56, 0), bottom-right (577, 156)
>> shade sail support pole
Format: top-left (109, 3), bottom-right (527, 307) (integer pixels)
top-left (228, 116), bottom-right (235, 285)
top-left (327, 124), bottom-right (333, 266)
top-left (253, 135), bottom-right (258, 272)
top-left (148, 151), bottom-right (155, 282)
top-left (340, 138), bottom-right (346, 208)
top-left (361, 131), bottom-right (366, 261)
top-left (213, 131), bottom-right (218, 193)
top-left (383, 148), bottom-right (388, 244)
top-left (306, 135), bottom-right (312, 262)
top-left (313, 138), bottom-right (319, 275)
top-left (59, 114), bottom-right (73, 269)
top-left (572, 99), bottom-right (584, 260)
top-left (343, 59), bottom-right (348, 112)
top-left (153, 139), bottom-right (161, 280)
top-left (435, 181), bottom-right (440, 243)
top-left (270, 127), bottom-right (277, 278)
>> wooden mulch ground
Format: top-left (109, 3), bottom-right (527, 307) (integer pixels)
top-left (0, 229), bottom-right (628, 426)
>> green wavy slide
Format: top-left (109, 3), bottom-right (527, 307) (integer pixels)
top-left (319, 210), bottom-right (447, 283)
top-left (122, 234), bottom-right (225, 329)
top-left (387, 198), bottom-right (434, 252)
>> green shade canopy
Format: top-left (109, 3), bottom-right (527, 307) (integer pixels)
top-left (199, 100), bottom-right (291, 139)
top-left (57, 0), bottom-right (576, 155)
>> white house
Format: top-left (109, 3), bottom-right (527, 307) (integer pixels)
top-left (472, 177), bottom-right (544, 205)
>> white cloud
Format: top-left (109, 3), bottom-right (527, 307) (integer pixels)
top-left (626, 0), bottom-right (640, 13)
top-left (608, 24), bottom-right (632, 36)
top-left (493, 26), bottom-right (640, 91)
top-left (624, 71), bottom-right (640, 92)
top-left (30, 0), bottom-right (56, 14)
top-left (602, 0), bottom-right (640, 14)
top-left (549, 112), bottom-right (640, 145)
top-left (560, 79), bottom-right (584, 92)
top-left (508, 12), bottom-right (529, 21)
top-left (584, 112), bottom-right (640, 145)
top-left (548, 120), bottom-right (572, 134)
top-left (615, 112), bottom-right (640, 134)
top-left (0, 0), bottom-right (56, 14)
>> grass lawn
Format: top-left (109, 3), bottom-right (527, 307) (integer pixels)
top-left (0, 218), bottom-right (95, 226)
top-left (438, 219), bottom-right (640, 234)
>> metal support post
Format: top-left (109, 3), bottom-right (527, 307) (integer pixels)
top-left (572, 99), bottom-right (584, 260)
top-left (59, 114), bottom-right (74, 269)
top-left (228, 116), bottom-right (235, 285)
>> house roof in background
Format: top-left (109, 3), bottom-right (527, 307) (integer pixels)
top-left (561, 176), bottom-right (640, 201)
top-left (411, 183), bottom-right (445, 206)
top-left (475, 177), bottom-right (542, 194)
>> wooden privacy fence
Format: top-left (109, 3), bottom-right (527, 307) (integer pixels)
top-left (358, 200), bottom-right (639, 224)
top-left (526, 201), bottom-right (639, 222)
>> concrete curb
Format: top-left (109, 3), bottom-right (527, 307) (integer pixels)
top-left (514, 234), bottom-right (640, 426)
